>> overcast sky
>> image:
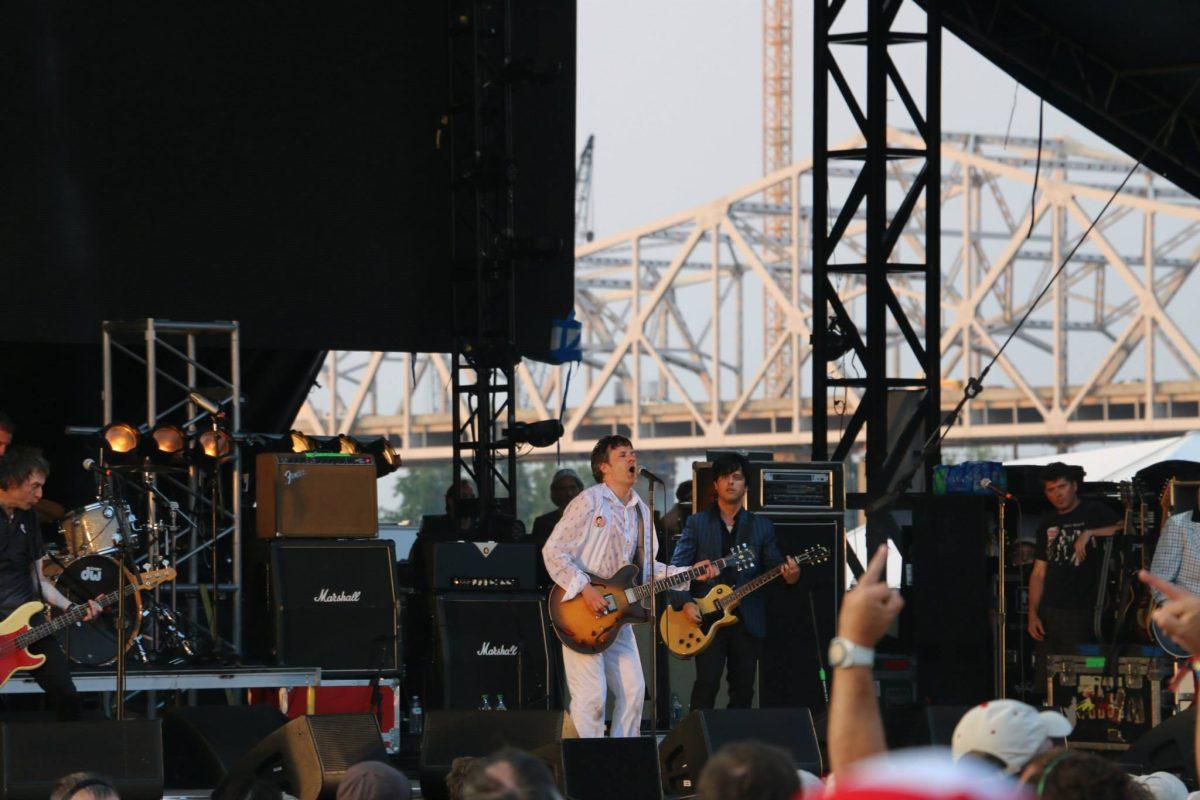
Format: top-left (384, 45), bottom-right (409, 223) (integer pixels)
top-left (576, 0), bottom-right (1113, 238)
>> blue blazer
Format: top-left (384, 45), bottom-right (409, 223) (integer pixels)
top-left (669, 506), bottom-right (784, 639)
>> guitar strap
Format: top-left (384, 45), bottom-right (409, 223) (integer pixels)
top-left (633, 508), bottom-right (646, 579)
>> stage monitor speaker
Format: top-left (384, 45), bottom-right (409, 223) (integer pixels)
top-left (215, 713), bottom-right (386, 800)
top-left (419, 710), bottom-right (574, 800)
top-left (536, 737), bottom-right (662, 800)
top-left (1119, 707), bottom-right (1197, 789)
top-left (163, 704), bottom-right (289, 787)
top-left (658, 708), bottom-right (821, 795)
top-left (0, 719), bottom-right (163, 800)
top-left (432, 592), bottom-right (559, 710)
top-left (260, 539), bottom-right (399, 673)
top-left (255, 453), bottom-right (378, 538)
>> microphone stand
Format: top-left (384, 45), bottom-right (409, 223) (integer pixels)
top-left (105, 468), bottom-right (132, 720)
top-left (995, 495), bottom-right (1008, 699)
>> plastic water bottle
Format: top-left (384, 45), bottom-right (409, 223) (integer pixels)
top-left (496, 694), bottom-right (508, 711)
top-left (409, 696), bottom-right (423, 735)
top-left (480, 694), bottom-right (492, 711)
top-left (670, 692), bottom-right (684, 725)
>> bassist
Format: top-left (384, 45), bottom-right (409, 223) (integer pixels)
top-left (669, 453), bottom-right (799, 710)
top-left (542, 435), bottom-right (717, 738)
top-left (0, 448), bottom-right (100, 720)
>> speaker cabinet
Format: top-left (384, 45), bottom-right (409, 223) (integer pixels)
top-left (163, 704), bottom-right (289, 787)
top-left (0, 719), bottom-right (163, 800)
top-left (432, 593), bottom-right (559, 710)
top-left (658, 709), bottom-right (821, 795)
top-left (537, 737), bottom-right (662, 800)
top-left (911, 705), bottom-right (971, 747)
top-left (215, 714), bottom-right (386, 800)
top-left (250, 540), bottom-right (399, 673)
top-left (419, 710), bottom-right (573, 800)
top-left (256, 453), bottom-right (377, 538)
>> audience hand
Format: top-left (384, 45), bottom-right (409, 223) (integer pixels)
top-left (838, 545), bottom-right (903, 648)
top-left (1140, 570), bottom-right (1200, 654)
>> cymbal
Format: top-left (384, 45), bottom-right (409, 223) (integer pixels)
top-left (107, 463), bottom-right (187, 475)
top-left (34, 499), bottom-right (66, 524)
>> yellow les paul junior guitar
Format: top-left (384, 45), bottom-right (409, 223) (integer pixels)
top-left (659, 545), bottom-right (830, 658)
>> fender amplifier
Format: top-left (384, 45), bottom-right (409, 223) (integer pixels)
top-left (256, 453), bottom-right (378, 538)
top-left (260, 540), bottom-right (399, 673)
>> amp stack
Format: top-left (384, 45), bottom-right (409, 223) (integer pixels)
top-left (421, 539), bottom-right (562, 712)
top-left (245, 453), bottom-right (400, 675)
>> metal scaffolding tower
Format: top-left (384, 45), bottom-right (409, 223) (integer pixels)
top-left (812, 1), bottom-right (941, 526)
top-left (763, 0), bottom-right (795, 396)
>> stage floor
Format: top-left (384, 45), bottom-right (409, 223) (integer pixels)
top-left (0, 664), bottom-right (321, 694)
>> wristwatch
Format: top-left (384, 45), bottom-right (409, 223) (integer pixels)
top-left (828, 636), bottom-right (874, 669)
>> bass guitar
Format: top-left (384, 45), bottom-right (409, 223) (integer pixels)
top-left (549, 545), bottom-right (755, 655)
top-left (659, 545), bottom-right (831, 658)
top-left (0, 566), bottom-right (175, 689)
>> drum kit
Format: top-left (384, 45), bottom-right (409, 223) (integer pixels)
top-left (47, 464), bottom-right (210, 668)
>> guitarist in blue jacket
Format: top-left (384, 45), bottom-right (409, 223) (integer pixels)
top-left (669, 453), bottom-right (799, 709)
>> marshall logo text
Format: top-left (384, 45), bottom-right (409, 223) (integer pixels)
top-left (313, 589), bottom-right (362, 603)
top-left (476, 642), bottom-right (519, 656)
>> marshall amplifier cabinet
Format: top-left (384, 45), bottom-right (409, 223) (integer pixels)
top-left (431, 593), bottom-right (561, 711)
top-left (429, 541), bottom-right (537, 591)
top-left (255, 453), bottom-right (378, 539)
top-left (258, 540), bottom-right (399, 673)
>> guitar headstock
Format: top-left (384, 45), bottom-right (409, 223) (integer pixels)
top-left (792, 545), bottom-right (831, 566)
top-left (727, 543), bottom-right (756, 572)
top-left (138, 566), bottom-right (177, 590)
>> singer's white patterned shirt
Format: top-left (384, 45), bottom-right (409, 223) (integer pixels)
top-left (542, 482), bottom-right (688, 601)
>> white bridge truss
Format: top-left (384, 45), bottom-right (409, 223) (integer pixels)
top-left (299, 130), bottom-right (1200, 463)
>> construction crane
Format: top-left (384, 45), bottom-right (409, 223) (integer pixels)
top-left (763, 0), bottom-right (793, 395)
top-left (575, 134), bottom-right (595, 243)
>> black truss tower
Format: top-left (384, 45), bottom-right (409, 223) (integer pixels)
top-left (447, 0), bottom-right (520, 524)
top-left (812, 0), bottom-right (942, 551)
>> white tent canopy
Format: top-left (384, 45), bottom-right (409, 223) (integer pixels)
top-left (1003, 431), bottom-right (1200, 482)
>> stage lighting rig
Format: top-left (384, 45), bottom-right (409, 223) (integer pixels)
top-left (502, 419), bottom-right (563, 449)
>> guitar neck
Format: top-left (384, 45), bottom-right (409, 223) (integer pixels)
top-left (14, 582), bottom-right (139, 649)
top-left (723, 563), bottom-right (786, 606)
top-left (633, 556), bottom-right (731, 600)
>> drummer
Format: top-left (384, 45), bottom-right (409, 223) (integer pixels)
top-left (0, 446), bottom-right (101, 720)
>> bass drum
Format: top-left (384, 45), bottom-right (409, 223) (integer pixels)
top-left (53, 554), bottom-right (142, 666)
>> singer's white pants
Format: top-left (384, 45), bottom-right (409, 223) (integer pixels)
top-left (561, 624), bottom-right (644, 738)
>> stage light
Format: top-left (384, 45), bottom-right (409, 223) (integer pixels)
top-left (502, 419), bottom-right (564, 448)
top-left (100, 423), bottom-right (140, 455)
top-left (358, 437), bottom-right (402, 478)
top-left (149, 424), bottom-right (187, 457)
top-left (337, 434), bottom-right (360, 455)
top-left (194, 429), bottom-right (233, 461)
top-left (817, 319), bottom-right (854, 363)
top-left (289, 431), bottom-right (316, 453)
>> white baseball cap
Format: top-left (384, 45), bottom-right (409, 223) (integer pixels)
top-left (951, 700), bottom-right (1074, 774)
top-left (1133, 772), bottom-right (1189, 800)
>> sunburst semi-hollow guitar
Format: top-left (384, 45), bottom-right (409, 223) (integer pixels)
top-left (0, 566), bottom-right (175, 689)
top-left (549, 544), bottom-right (755, 655)
top-left (659, 545), bottom-right (831, 658)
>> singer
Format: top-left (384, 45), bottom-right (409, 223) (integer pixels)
top-left (1026, 462), bottom-right (1121, 693)
top-left (0, 447), bottom-right (101, 720)
top-left (541, 435), bottom-right (717, 737)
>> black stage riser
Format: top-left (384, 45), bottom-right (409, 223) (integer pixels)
top-left (536, 737), bottom-right (662, 800)
top-left (0, 719), bottom-right (163, 800)
top-left (163, 704), bottom-right (288, 787)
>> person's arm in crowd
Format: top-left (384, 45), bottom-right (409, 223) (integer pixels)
top-left (1139, 569), bottom-right (1200, 773)
top-left (828, 545), bottom-right (904, 775)
top-left (1027, 559), bottom-right (1048, 641)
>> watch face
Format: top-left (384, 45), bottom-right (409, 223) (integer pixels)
top-left (829, 640), bottom-right (847, 666)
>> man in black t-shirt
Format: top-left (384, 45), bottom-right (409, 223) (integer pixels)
top-left (0, 447), bottom-right (100, 720)
top-left (1027, 462), bottom-right (1122, 677)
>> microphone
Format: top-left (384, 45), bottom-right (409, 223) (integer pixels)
top-left (188, 391), bottom-right (222, 417)
top-left (81, 458), bottom-right (109, 475)
top-left (638, 467), bottom-right (666, 485)
top-left (979, 478), bottom-right (1014, 501)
